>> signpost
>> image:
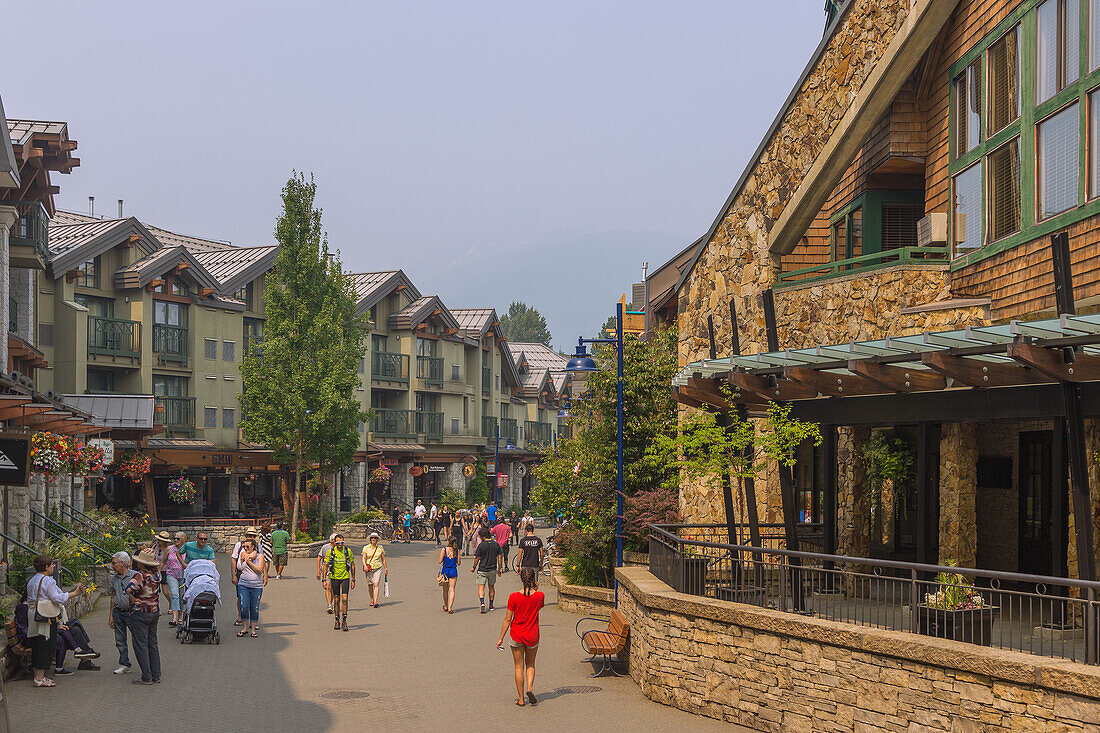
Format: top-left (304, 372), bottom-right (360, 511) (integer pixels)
top-left (90, 438), bottom-right (115, 465)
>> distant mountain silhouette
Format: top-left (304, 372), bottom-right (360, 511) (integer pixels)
top-left (407, 229), bottom-right (685, 349)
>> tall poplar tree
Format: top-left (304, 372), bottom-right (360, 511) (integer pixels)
top-left (240, 173), bottom-right (367, 534)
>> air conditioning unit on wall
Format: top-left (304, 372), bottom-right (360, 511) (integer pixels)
top-left (916, 213), bottom-right (948, 247)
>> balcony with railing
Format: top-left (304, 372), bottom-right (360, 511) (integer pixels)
top-left (482, 366), bottom-right (491, 395)
top-left (372, 351), bottom-right (409, 384)
top-left (7, 201), bottom-right (49, 269)
top-left (777, 245), bottom-right (948, 289)
top-left (371, 408), bottom-right (415, 441)
top-left (481, 415), bottom-right (498, 438)
top-left (524, 420), bottom-right (553, 448)
top-left (88, 316), bottom-right (141, 360)
top-left (416, 356), bottom-right (443, 388)
top-left (499, 417), bottom-right (518, 442)
top-left (153, 324), bottom-right (188, 365)
top-left (154, 396), bottom-right (195, 437)
top-left (416, 411), bottom-right (443, 442)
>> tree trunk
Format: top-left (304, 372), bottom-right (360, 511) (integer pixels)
top-left (290, 454), bottom-right (302, 538)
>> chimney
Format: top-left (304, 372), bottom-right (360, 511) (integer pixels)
top-left (118, 199), bottom-right (123, 218)
top-left (89, 196), bottom-right (95, 216)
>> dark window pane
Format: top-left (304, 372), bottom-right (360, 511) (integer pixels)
top-left (988, 139), bottom-right (1022, 240)
top-left (988, 26), bottom-right (1021, 135)
top-left (952, 163), bottom-right (983, 254)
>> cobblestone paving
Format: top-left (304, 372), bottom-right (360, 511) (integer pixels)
top-left (8, 538), bottom-right (749, 732)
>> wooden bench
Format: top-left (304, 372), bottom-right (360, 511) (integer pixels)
top-left (4, 620), bottom-right (31, 680)
top-left (575, 609), bottom-right (629, 677)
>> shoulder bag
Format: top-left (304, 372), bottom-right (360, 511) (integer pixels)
top-left (33, 576), bottom-right (63, 624)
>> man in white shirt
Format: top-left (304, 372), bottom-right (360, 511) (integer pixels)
top-left (414, 500), bottom-right (427, 520)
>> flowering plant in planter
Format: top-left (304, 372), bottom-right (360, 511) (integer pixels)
top-left (369, 465), bottom-right (393, 483)
top-left (113, 451), bottom-right (152, 483)
top-left (167, 476), bottom-right (198, 504)
top-left (31, 431), bottom-right (68, 474)
top-left (71, 442), bottom-right (106, 475)
top-left (923, 566), bottom-right (988, 610)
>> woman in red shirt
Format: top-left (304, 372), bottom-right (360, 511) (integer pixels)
top-left (495, 566), bottom-right (544, 706)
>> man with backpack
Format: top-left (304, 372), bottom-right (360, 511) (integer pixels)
top-left (322, 533), bottom-right (355, 631)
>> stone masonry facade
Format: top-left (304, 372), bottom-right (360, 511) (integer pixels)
top-left (617, 566), bottom-right (1100, 732)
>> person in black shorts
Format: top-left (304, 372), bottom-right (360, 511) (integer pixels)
top-left (518, 524), bottom-right (544, 571)
top-left (391, 507), bottom-right (401, 544)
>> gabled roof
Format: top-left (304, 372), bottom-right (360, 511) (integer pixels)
top-left (647, 235), bottom-right (705, 313)
top-left (114, 245), bottom-right (223, 293)
top-left (191, 245), bottom-right (277, 292)
top-left (47, 216), bottom-right (160, 278)
top-left (0, 95), bottom-right (18, 188)
top-left (5, 118), bottom-right (79, 214)
top-left (145, 224), bottom-right (234, 252)
top-left (389, 295), bottom-right (460, 332)
top-left (450, 308), bottom-right (505, 340)
top-left (507, 342), bottom-right (568, 396)
top-left (348, 270), bottom-right (422, 316)
top-left (550, 371), bottom-right (570, 396)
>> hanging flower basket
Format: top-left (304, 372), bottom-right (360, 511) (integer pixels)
top-left (113, 451), bottom-right (152, 483)
top-left (369, 465), bottom-right (392, 484)
top-left (167, 476), bottom-right (198, 504)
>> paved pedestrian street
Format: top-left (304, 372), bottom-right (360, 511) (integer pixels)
top-left (8, 538), bottom-right (746, 732)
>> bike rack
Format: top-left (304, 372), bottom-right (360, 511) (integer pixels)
top-left (30, 509), bottom-right (112, 562)
top-left (0, 528), bottom-right (77, 583)
top-left (59, 500), bottom-right (103, 535)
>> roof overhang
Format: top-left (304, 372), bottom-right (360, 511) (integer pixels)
top-left (0, 96), bottom-right (18, 189)
top-left (49, 217), bottom-right (161, 278)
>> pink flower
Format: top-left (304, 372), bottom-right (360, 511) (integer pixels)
top-left (573, 462), bottom-right (581, 475)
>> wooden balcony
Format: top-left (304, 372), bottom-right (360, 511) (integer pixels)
top-left (88, 316), bottom-right (141, 360)
top-left (372, 351), bottom-right (409, 384)
top-left (153, 324), bottom-right (188, 366)
top-left (8, 201), bottom-right (48, 269)
top-left (155, 396), bottom-right (195, 437)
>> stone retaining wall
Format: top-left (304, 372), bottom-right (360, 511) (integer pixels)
top-left (615, 566), bottom-right (1100, 731)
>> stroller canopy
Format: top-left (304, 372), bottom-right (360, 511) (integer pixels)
top-left (183, 559), bottom-right (221, 612)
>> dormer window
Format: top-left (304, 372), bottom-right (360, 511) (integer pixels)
top-left (76, 257), bottom-right (99, 289)
top-left (233, 282), bottom-right (254, 310)
top-left (171, 279), bottom-right (190, 296)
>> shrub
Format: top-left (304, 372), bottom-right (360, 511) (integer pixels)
top-left (338, 508), bottom-right (385, 524)
top-left (555, 523), bottom-right (614, 588)
top-left (437, 488), bottom-right (467, 513)
top-left (624, 486), bottom-right (681, 552)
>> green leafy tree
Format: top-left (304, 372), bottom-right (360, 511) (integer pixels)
top-left (240, 173), bottom-right (368, 534)
top-left (466, 457), bottom-right (489, 506)
top-left (500, 301), bottom-right (552, 345)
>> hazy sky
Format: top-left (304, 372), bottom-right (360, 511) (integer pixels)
top-left (4, 1), bottom-right (823, 347)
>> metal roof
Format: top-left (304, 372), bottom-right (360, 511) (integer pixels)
top-left (389, 295), bottom-right (461, 332)
top-left (348, 270), bottom-right (422, 316)
top-left (61, 394), bottom-right (155, 430)
top-left (450, 308), bottom-right (503, 340)
top-left (7, 119), bottom-right (69, 147)
top-left (673, 313), bottom-right (1100, 392)
top-left (114, 245), bottom-right (222, 292)
top-left (0, 96), bottom-right (18, 188)
top-left (147, 438), bottom-right (216, 449)
top-left (145, 224), bottom-right (234, 252)
top-left (190, 245), bottom-right (277, 292)
top-left (368, 442), bottom-right (425, 452)
top-left (47, 217), bottom-right (161, 277)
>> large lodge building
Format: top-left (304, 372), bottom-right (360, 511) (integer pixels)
top-left (651, 0), bottom-right (1100, 583)
top-left (0, 98), bottom-right (569, 525)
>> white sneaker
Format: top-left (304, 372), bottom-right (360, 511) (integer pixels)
top-left (114, 665), bottom-right (131, 675)
top-left (277, 575), bottom-right (282, 580)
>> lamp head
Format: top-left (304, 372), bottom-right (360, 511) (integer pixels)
top-left (565, 339), bottom-right (599, 372)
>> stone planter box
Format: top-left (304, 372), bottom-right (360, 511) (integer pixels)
top-left (916, 605), bottom-right (1000, 646)
top-left (672, 555), bottom-right (708, 597)
top-left (287, 541), bottom-right (325, 559)
top-left (716, 585), bottom-right (767, 607)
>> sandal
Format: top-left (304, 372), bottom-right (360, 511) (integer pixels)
top-left (250, 631), bottom-right (258, 638)
top-left (237, 629), bottom-right (248, 637)
top-left (515, 699), bottom-right (525, 707)
top-left (233, 620), bottom-right (243, 627)
top-left (33, 678), bottom-right (56, 687)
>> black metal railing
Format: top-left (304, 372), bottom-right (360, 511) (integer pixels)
top-left (416, 356), bottom-right (443, 387)
top-left (372, 351), bottom-right (409, 383)
top-left (153, 324), bottom-right (188, 363)
top-left (30, 509), bottom-right (112, 562)
top-left (8, 200), bottom-right (49, 263)
top-left (499, 417), bottom-right (518, 442)
top-left (649, 523), bottom-right (1100, 665)
top-left (524, 420), bottom-right (553, 448)
top-left (89, 316), bottom-right (141, 359)
top-left (155, 396), bottom-right (195, 436)
top-left (371, 408), bottom-right (415, 440)
top-left (416, 411), bottom-right (443, 441)
top-left (482, 415), bottom-right (498, 438)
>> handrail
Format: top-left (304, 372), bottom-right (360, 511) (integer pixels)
top-left (29, 518), bottom-right (104, 566)
top-left (59, 500), bottom-right (103, 534)
top-left (0, 528), bottom-right (76, 583)
top-left (776, 245), bottom-right (950, 287)
top-left (648, 523), bottom-right (1100, 590)
top-left (31, 509), bottom-right (112, 561)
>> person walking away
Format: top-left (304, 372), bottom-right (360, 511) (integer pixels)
top-left (164, 533), bottom-right (186, 626)
top-left (325, 534), bottom-right (355, 631)
top-left (518, 524), bottom-right (544, 573)
top-left (496, 567), bottom-right (545, 706)
top-left (438, 537), bottom-right (460, 613)
top-left (270, 521), bottom-right (291, 579)
top-left (107, 551), bottom-right (137, 675)
top-left (180, 532), bottom-right (214, 563)
top-left (316, 532), bottom-right (337, 613)
top-left (361, 533), bottom-right (387, 608)
top-left (451, 509), bottom-right (464, 555)
top-left (391, 506), bottom-right (401, 544)
top-left (430, 501), bottom-right (439, 544)
top-left (509, 511), bottom-right (520, 548)
top-left (491, 520), bottom-right (512, 573)
top-left (259, 521), bottom-right (274, 572)
top-left (470, 527), bottom-right (502, 613)
top-left (127, 548), bottom-right (162, 685)
top-left (26, 555), bottom-right (86, 687)
top-left (231, 527), bottom-right (261, 627)
top-left (235, 538), bottom-right (266, 638)
top-left (486, 502), bottom-right (498, 524)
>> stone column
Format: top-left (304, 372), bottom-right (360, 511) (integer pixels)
top-left (6, 482), bottom-right (30, 544)
top-left (938, 422), bottom-right (978, 567)
top-left (71, 477), bottom-right (85, 514)
top-left (391, 462), bottom-right (414, 508)
top-left (0, 206), bottom-right (14, 371)
top-left (9, 267), bottom-right (33, 343)
top-left (836, 426), bottom-right (870, 559)
top-left (224, 476), bottom-right (240, 512)
top-left (442, 463), bottom-right (466, 497)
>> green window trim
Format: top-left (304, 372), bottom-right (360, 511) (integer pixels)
top-left (828, 190), bottom-right (925, 260)
top-left (949, 0), bottom-right (1100, 269)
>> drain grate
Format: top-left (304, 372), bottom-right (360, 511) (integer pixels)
top-left (554, 685), bottom-right (602, 694)
top-left (321, 690), bottom-right (371, 700)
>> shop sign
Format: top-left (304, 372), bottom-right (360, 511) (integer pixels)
top-left (497, 475), bottom-right (508, 488)
top-left (486, 462), bottom-right (496, 474)
top-left (212, 453), bottom-right (234, 466)
top-left (515, 463), bottom-right (527, 478)
top-left (90, 439), bottom-right (115, 464)
top-left (0, 433), bottom-right (30, 487)
top-left (382, 458), bottom-right (399, 467)
top-left (427, 465), bottom-right (446, 473)
top-left (462, 463), bottom-right (475, 477)
top-left (409, 465), bottom-right (423, 477)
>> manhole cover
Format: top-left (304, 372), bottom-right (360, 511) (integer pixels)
top-left (554, 685), bottom-right (602, 694)
top-left (321, 690), bottom-right (371, 700)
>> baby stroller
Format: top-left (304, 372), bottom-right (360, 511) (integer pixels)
top-left (179, 559), bottom-right (221, 644)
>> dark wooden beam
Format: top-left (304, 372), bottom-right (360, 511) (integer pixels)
top-left (732, 371), bottom-right (818, 401)
top-left (783, 365), bottom-right (884, 396)
top-left (1007, 341), bottom-right (1100, 382)
top-left (679, 383), bottom-right (731, 411)
top-left (848, 360), bottom-right (947, 393)
top-left (921, 352), bottom-right (1053, 387)
top-left (673, 388), bottom-right (710, 411)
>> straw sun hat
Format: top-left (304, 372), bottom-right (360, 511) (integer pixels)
top-left (132, 548), bottom-right (159, 568)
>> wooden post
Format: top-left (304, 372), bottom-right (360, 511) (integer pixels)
top-left (708, 315), bottom-right (739, 547)
top-left (142, 475), bottom-right (158, 525)
top-left (728, 299), bottom-right (763, 556)
top-left (915, 422), bottom-right (932, 565)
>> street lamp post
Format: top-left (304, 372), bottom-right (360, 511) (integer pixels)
top-left (565, 301), bottom-right (625, 603)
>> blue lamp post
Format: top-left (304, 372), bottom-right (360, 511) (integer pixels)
top-left (565, 301), bottom-right (625, 601)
